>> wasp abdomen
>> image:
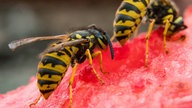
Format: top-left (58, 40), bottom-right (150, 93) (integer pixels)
top-left (38, 68), bottom-right (63, 78)
top-left (41, 56), bottom-right (67, 67)
top-left (37, 47), bottom-right (73, 99)
top-left (113, 0), bottom-right (150, 46)
top-left (119, 2), bottom-right (141, 13)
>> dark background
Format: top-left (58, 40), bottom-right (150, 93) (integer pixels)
top-left (0, 0), bottom-right (191, 93)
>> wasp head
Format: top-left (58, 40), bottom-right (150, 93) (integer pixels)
top-left (88, 24), bottom-right (114, 59)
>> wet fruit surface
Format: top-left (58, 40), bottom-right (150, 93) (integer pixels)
top-left (1, 6), bottom-right (192, 108)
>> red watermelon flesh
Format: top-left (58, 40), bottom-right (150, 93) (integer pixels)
top-left (1, 6), bottom-right (192, 108)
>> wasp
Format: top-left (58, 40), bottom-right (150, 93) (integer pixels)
top-left (145, 0), bottom-right (187, 65)
top-left (8, 24), bottom-right (114, 108)
top-left (111, 0), bottom-right (151, 45)
top-left (111, 0), bottom-right (187, 66)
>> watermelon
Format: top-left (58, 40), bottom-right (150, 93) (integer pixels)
top-left (0, 6), bottom-right (192, 108)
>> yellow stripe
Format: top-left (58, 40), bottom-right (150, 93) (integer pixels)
top-left (114, 18), bottom-right (142, 27)
top-left (38, 83), bottom-right (58, 90)
top-left (84, 35), bottom-right (95, 48)
top-left (115, 20), bottom-right (135, 26)
top-left (131, 26), bottom-right (137, 31)
top-left (89, 42), bottom-right (94, 48)
top-left (45, 52), bottom-right (71, 61)
top-left (37, 73), bottom-right (63, 82)
top-left (153, 1), bottom-right (158, 6)
top-left (141, 11), bottom-right (147, 16)
top-left (119, 38), bottom-right (129, 46)
top-left (38, 63), bottom-right (68, 73)
top-left (98, 38), bottom-right (106, 49)
top-left (87, 35), bottom-right (95, 39)
top-left (117, 10), bottom-right (140, 19)
top-left (162, 15), bottom-right (173, 23)
top-left (168, 8), bottom-right (174, 13)
top-left (45, 52), bottom-right (71, 65)
top-left (75, 34), bottom-right (82, 39)
top-left (123, 0), bottom-right (146, 12)
top-left (174, 17), bottom-right (182, 23)
top-left (71, 46), bottom-right (79, 54)
top-left (116, 30), bottom-right (132, 36)
top-left (135, 18), bottom-right (142, 25)
top-left (169, 25), bottom-right (175, 30)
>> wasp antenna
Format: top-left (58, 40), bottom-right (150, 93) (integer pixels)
top-left (8, 42), bottom-right (16, 50)
top-left (88, 24), bottom-right (97, 28)
top-left (105, 33), bottom-right (114, 59)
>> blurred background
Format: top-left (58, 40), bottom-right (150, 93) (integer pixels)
top-left (0, 0), bottom-right (191, 93)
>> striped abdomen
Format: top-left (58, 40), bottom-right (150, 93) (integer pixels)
top-left (37, 47), bottom-right (73, 99)
top-left (113, 0), bottom-right (150, 46)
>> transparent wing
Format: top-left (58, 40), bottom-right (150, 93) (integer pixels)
top-left (39, 38), bottom-right (89, 57)
top-left (8, 34), bottom-right (70, 50)
top-left (169, 0), bottom-right (179, 15)
top-left (162, 0), bottom-right (180, 15)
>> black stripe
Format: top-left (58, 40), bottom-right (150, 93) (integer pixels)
top-left (41, 56), bottom-right (67, 67)
top-left (115, 25), bottom-right (132, 34)
top-left (168, 29), bottom-right (174, 34)
top-left (70, 47), bottom-right (73, 52)
top-left (119, 1), bottom-right (141, 14)
top-left (140, 0), bottom-right (148, 7)
top-left (76, 55), bottom-right (86, 63)
top-left (97, 42), bottom-right (103, 50)
top-left (115, 14), bottom-right (136, 23)
top-left (70, 31), bottom-right (90, 39)
top-left (56, 41), bottom-right (62, 44)
top-left (86, 28), bottom-right (107, 50)
top-left (56, 51), bottom-right (65, 56)
top-left (38, 79), bottom-right (58, 87)
top-left (38, 68), bottom-right (63, 78)
top-left (116, 35), bottom-right (129, 41)
top-left (96, 36), bottom-right (107, 50)
top-left (62, 48), bottom-right (72, 58)
top-left (40, 89), bottom-right (54, 94)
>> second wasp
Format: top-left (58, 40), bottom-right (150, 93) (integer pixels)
top-left (111, 0), bottom-right (187, 66)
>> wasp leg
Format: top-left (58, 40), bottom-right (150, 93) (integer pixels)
top-left (29, 94), bottom-right (42, 107)
top-left (133, 24), bottom-right (141, 38)
top-left (163, 15), bottom-right (173, 54)
top-left (69, 63), bottom-right (78, 108)
top-left (85, 49), bottom-right (105, 85)
top-left (145, 19), bottom-right (156, 67)
top-left (91, 51), bottom-right (108, 74)
top-left (110, 34), bottom-right (116, 42)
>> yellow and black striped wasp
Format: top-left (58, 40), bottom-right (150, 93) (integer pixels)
top-left (145, 0), bottom-right (187, 65)
top-left (8, 24), bottom-right (114, 108)
top-left (111, 0), bottom-right (187, 66)
top-left (111, 0), bottom-right (151, 67)
top-left (111, 0), bottom-right (151, 45)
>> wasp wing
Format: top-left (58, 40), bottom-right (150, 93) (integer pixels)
top-left (8, 34), bottom-right (70, 50)
top-left (39, 38), bottom-right (89, 57)
top-left (162, 0), bottom-right (180, 15)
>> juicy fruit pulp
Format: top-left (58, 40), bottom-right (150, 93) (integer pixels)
top-left (1, 6), bottom-right (192, 108)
